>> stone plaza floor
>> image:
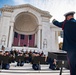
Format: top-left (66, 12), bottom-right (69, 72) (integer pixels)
top-left (0, 62), bottom-right (70, 75)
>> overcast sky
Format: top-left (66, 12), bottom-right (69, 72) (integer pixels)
top-left (0, 0), bottom-right (76, 21)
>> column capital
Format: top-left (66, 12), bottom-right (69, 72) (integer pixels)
top-left (10, 21), bottom-right (14, 27)
top-left (38, 25), bottom-right (42, 30)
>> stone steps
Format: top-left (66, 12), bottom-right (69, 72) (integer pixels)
top-left (0, 63), bottom-right (70, 75)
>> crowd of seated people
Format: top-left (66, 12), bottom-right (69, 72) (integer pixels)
top-left (0, 46), bottom-right (60, 70)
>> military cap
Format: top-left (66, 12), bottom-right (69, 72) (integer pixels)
top-left (64, 11), bottom-right (75, 17)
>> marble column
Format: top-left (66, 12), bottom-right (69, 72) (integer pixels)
top-left (35, 32), bottom-right (37, 47)
top-left (37, 28), bottom-right (41, 49)
top-left (8, 22), bottom-right (14, 48)
top-left (55, 31), bottom-right (59, 50)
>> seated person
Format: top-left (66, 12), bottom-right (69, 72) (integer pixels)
top-left (2, 63), bottom-right (10, 70)
top-left (16, 53), bottom-right (24, 66)
top-left (17, 61), bottom-right (24, 66)
top-left (32, 64), bottom-right (41, 70)
top-left (2, 52), bottom-right (10, 69)
top-left (40, 51), bottom-right (44, 56)
top-left (48, 58), bottom-right (59, 70)
top-left (24, 51), bottom-right (30, 63)
top-left (32, 53), bottom-right (41, 70)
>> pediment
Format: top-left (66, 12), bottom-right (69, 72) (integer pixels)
top-left (0, 4), bottom-right (52, 18)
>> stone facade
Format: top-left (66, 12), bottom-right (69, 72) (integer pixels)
top-left (0, 4), bottom-right (62, 52)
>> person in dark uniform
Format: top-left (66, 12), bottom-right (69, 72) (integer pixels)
top-left (52, 11), bottom-right (76, 75)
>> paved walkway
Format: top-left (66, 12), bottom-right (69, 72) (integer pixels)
top-left (0, 62), bottom-right (70, 75)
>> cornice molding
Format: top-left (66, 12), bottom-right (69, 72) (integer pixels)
top-left (0, 4), bottom-right (52, 18)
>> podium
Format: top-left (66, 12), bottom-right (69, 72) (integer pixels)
top-left (48, 51), bottom-right (67, 75)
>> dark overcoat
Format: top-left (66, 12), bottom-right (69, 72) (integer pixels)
top-left (53, 18), bottom-right (76, 52)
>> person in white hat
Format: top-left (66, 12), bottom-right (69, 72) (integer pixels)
top-left (52, 11), bottom-right (76, 75)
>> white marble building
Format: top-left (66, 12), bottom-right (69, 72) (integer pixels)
top-left (0, 4), bottom-right (62, 52)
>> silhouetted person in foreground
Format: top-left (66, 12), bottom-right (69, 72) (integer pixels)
top-left (52, 11), bottom-right (76, 75)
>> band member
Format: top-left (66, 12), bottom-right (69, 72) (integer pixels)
top-left (16, 53), bottom-right (24, 66)
top-left (2, 52), bottom-right (10, 69)
top-left (32, 52), bottom-right (41, 70)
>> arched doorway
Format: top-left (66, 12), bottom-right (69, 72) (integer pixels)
top-left (13, 12), bottom-right (38, 47)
